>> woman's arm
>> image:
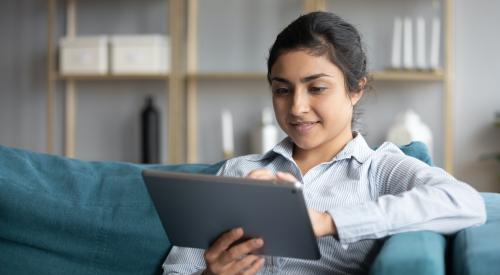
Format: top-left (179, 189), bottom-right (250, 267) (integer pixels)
top-left (328, 153), bottom-right (486, 245)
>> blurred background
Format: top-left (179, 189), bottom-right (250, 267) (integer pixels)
top-left (0, 0), bottom-right (499, 192)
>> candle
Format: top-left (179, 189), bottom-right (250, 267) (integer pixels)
top-left (430, 17), bottom-right (441, 69)
top-left (221, 109), bottom-right (234, 158)
top-left (416, 17), bottom-right (426, 69)
top-left (391, 17), bottom-right (403, 69)
top-left (403, 17), bottom-right (414, 69)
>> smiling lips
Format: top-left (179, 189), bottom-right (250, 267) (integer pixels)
top-left (290, 121), bottom-right (319, 133)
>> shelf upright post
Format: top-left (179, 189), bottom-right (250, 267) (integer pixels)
top-left (443, 0), bottom-right (455, 173)
top-left (47, 0), bottom-right (57, 154)
top-left (64, 0), bottom-right (77, 158)
top-left (303, 0), bottom-right (326, 12)
top-left (186, 0), bottom-right (198, 163)
top-left (168, 0), bottom-right (187, 163)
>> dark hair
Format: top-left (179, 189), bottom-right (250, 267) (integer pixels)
top-left (267, 11), bottom-right (368, 94)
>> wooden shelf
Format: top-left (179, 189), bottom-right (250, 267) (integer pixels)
top-left (188, 72), bottom-right (266, 80)
top-left (57, 73), bottom-right (169, 81)
top-left (183, 0), bottom-right (455, 171)
top-left (56, 70), bottom-right (444, 82)
top-left (370, 70), bottom-right (445, 81)
top-left (185, 70), bottom-right (444, 82)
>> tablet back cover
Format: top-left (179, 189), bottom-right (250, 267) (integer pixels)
top-left (143, 170), bottom-right (320, 260)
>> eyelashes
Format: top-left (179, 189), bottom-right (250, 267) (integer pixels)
top-left (272, 86), bottom-right (328, 95)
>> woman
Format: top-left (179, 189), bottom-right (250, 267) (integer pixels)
top-left (163, 11), bottom-right (485, 275)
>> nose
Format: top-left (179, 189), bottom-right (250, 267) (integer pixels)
top-left (290, 89), bottom-right (310, 115)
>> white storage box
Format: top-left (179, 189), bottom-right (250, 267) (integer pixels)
top-left (110, 35), bottom-right (169, 75)
top-left (59, 36), bottom-right (108, 75)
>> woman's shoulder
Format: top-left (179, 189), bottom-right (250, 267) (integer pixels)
top-left (373, 141), bottom-right (405, 157)
top-left (372, 141), bottom-right (431, 165)
top-left (368, 141), bottom-right (431, 179)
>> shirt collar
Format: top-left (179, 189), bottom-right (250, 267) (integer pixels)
top-left (271, 137), bottom-right (295, 163)
top-left (334, 132), bottom-right (373, 163)
top-left (262, 132), bottom-right (373, 164)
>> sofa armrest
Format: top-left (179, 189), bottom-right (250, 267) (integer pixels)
top-left (451, 192), bottom-right (500, 275)
top-left (369, 231), bottom-right (446, 275)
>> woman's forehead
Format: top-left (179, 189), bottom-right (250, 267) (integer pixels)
top-left (270, 50), bottom-right (343, 79)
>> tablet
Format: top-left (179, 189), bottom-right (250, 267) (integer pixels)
top-left (142, 170), bottom-right (321, 260)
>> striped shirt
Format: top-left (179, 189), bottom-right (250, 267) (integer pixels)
top-left (163, 133), bottom-right (486, 275)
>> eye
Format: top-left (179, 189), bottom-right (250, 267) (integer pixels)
top-left (272, 87), bottom-right (291, 95)
top-left (309, 86), bottom-right (327, 94)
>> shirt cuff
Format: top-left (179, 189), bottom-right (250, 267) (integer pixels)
top-left (327, 201), bottom-right (389, 244)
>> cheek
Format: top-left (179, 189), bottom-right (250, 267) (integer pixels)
top-left (317, 96), bottom-right (353, 122)
top-left (272, 99), bottom-right (290, 131)
top-left (272, 98), bottom-right (286, 117)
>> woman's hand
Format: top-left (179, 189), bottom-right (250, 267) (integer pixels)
top-left (308, 209), bottom-right (337, 237)
top-left (202, 228), bottom-right (265, 275)
top-left (246, 168), bottom-right (337, 238)
top-left (246, 168), bottom-right (299, 183)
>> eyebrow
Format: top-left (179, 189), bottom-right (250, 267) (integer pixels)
top-left (270, 73), bottom-right (333, 84)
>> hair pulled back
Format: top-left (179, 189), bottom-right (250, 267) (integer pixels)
top-left (267, 11), bottom-right (368, 94)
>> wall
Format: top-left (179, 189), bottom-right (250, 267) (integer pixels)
top-left (0, 0), bottom-right (498, 191)
top-left (454, 0), bottom-right (500, 192)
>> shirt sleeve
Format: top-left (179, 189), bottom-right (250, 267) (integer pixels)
top-left (327, 151), bottom-right (487, 245)
top-left (162, 246), bottom-right (206, 275)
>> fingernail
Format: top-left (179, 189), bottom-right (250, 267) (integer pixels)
top-left (255, 238), bottom-right (264, 246)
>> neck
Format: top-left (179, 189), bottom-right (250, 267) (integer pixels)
top-left (293, 130), bottom-right (355, 175)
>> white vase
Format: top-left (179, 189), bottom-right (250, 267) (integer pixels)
top-left (387, 109), bottom-right (433, 158)
top-left (252, 108), bottom-right (278, 154)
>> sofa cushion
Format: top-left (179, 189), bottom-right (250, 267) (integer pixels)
top-left (369, 231), bottom-right (446, 275)
top-left (451, 192), bottom-right (500, 275)
top-left (0, 145), bottom-right (220, 275)
top-left (399, 141), bottom-right (433, 166)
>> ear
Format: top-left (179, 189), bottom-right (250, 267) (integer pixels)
top-left (349, 77), bottom-right (367, 106)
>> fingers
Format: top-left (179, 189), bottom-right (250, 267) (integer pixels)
top-left (247, 169), bottom-right (299, 185)
top-left (246, 168), bottom-right (275, 180)
top-left (225, 255), bottom-right (265, 275)
top-left (205, 228), bottom-right (244, 261)
top-left (307, 209), bottom-right (323, 237)
top-left (276, 171), bottom-right (299, 183)
top-left (307, 208), bottom-right (336, 237)
top-left (204, 228), bottom-right (265, 275)
top-left (218, 238), bottom-right (264, 265)
top-left (241, 257), bottom-right (266, 275)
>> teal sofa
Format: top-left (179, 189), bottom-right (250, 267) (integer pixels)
top-left (0, 143), bottom-right (499, 275)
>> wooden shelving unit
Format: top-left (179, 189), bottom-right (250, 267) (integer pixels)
top-left (183, 0), bottom-right (455, 172)
top-left (46, 0), bottom-right (187, 163)
top-left (46, 0), bottom-right (455, 172)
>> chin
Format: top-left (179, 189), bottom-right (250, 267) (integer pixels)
top-left (290, 137), bottom-right (320, 150)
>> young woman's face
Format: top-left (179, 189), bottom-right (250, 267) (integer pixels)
top-left (270, 50), bottom-right (362, 152)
